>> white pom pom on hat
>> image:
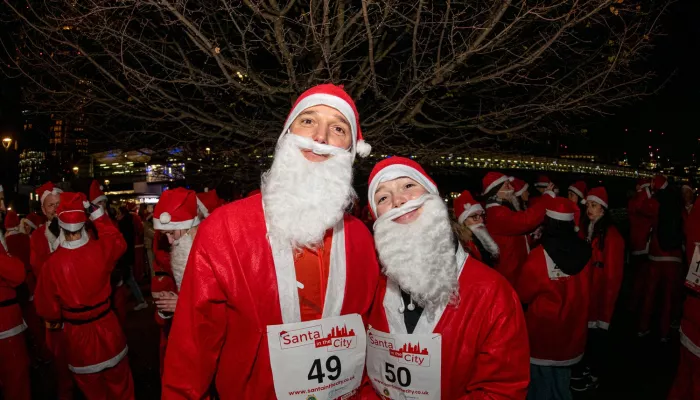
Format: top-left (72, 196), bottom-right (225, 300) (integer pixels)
top-left (159, 212), bottom-right (172, 225)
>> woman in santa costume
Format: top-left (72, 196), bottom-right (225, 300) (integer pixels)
top-left (638, 175), bottom-right (685, 341)
top-left (0, 189), bottom-right (32, 400)
top-left (483, 171), bottom-right (554, 286)
top-left (361, 157), bottom-right (529, 399)
top-left (573, 187), bottom-right (624, 392)
top-left (34, 192), bottom-right (134, 399)
top-left (514, 197), bottom-right (591, 400)
top-left (162, 83), bottom-right (378, 399)
top-left (453, 190), bottom-right (500, 267)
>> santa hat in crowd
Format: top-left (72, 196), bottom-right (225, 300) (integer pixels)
top-left (153, 188), bottom-right (200, 231)
top-left (568, 181), bottom-right (588, 204)
top-left (535, 175), bottom-right (551, 188)
top-left (24, 212), bottom-right (44, 230)
top-left (126, 201), bottom-right (139, 213)
top-left (367, 157), bottom-right (438, 218)
top-left (586, 187), bottom-right (609, 209)
top-left (482, 172), bottom-right (513, 195)
top-left (247, 189), bottom-right (261, 198)
top-left (545, 197), bottom-right (576, 222)
top-left (652, 175), bottom-right (668, 191)
top-left (512, 178), bottom-right (529, 197)
top-left (4, 210), bottom-right (20, 231)
top-left (637, 178), bottom-right (651, 189)
top-left (36, 182), bottom-right (63, 204)
top-left (56, 192), bottom-right (89, 232)
top-left (281, 83), bottom-right (371, 158)
top-left (682, 184), bottom-right (695, 193)
top-left (453, 190), bottom-right (484, 225)
top-left (89, 180), bottom-right (108, 205)
top-left (196, 188), bottom-right (221, 218)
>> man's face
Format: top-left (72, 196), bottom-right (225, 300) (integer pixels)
top-left (163, 229), bottom-right (188, 244)
top-left (290, 105), bottom-right (352, 162)
top-left (374, 177), bottom-right (428, 223)
top-left (521, 191), bottom-right (530, 202)
top-left (586, 201), bottom-right (605, 221)
top-left (536, 187), bottom-right (546, 194)
top-left (96, 200), bottom-right (107, 211)
top-left (465, 212), bottom-right (485, 227)
top-left (42, 193), bottom-right (60, 220)
top-left (496, 180), bottom-right (514, 200)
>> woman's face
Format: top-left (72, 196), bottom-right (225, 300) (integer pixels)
top-left (586, 201), bottom-right (605, 221)
top-left (374, 177), bottom-right (428, 224)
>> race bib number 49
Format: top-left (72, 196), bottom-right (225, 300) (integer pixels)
top-left (267, 314), bottom-right (366, 399)
top-left (366, 327), bottom-right (442, 399)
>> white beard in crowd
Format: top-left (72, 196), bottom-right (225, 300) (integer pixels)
top-left (587, 218), bottom-right (599, 243)
top-left (468, 223), bottom-right (500, 258)
top-left (374, 194), bottom-right (459, 314)
top-left (170, 232), bottom-right (194, 291)
top-left (506, 192), bottom-right (521, 211)
top-left (262, 133), bottom-right (355, 250)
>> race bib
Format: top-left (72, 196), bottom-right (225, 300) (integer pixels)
top-left (686, 244), bottom-right (700, 293)
top-left (267, 314), bottom-right (366, 399)
top-left (366, 327), bottom-right (441, 399)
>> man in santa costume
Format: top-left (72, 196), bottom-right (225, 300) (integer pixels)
top-left (483, 171), bottom-right (554, 286)
top-left (0, 221), bottom-right (31, 400)
top-left (4, 210), bottom-right (30, 267)
top-left (21, 212), bottom-right (44, 236)
top-left (151, 227), bottom-right (174, 377)
top-left (34, 192), bottom-right (134, 399)
top-left (162, 83), bottom-right (378, 399)
top-left (514, 197), bottom-right (591, 400)
top-left (361, 157), bottom-right (529, 399)
top-left (195, 187), bottom-right (221, 220)
top-left (638, 175), bottom-right (685, 341)
top-left (512, 177), bottom-right (530, 210)
top-left (572, 187), bottom-right (625, 392)
top-left (453, 190), bottom-right (499, 267)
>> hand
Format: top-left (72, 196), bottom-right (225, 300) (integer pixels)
top-left (155, 291), bottom-right (178, 313)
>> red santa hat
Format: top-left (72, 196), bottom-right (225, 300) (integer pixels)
top-left (367, 157), bottom-right (438, 217)
top-left (281, 83), bottom-right (370, 158)
top-left (57, 192), bottom-right (89, 232)
top-left (4, 210), bottom-right (20, 230)
top-left (23, 212), bottom-right (42, 230)
top-left (247, 189), bottom-right (261, 197)
top-left (637, 178), bottom-right (651, 189)
top-left (568, 181), bottom-right (588, 203)
top-left (482, 172), bottom-right (513, 195)
top-left (125, 201), bottom-right (139, 212)
top-left (36, 181), bottom-right (63, 204)
top-left (545, 197), bottom-right (576, 222)
top-left (652, 175), bottom-right (668, 191)
top-left (196, 188), bottom-right (220, 218)
top-left (535, 175), bottom-right (551, 188)
top-left (89, 180), bottom-right (108, 205)
top-left (453, 190), bottom-right (484, 224)
top-left (511, 178), bottom-right (529, 197)
top-left (153, 188), bottom-right (200, 230)
top-left (586, 187), bottom-right (609, 209)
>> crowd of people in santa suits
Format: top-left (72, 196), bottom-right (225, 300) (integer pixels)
top-left (0, 83), bottom-right (698, 400)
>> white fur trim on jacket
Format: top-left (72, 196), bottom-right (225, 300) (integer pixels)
top-left (367, 164), bottom-right (439, 217)
top-left (91, 195), bottom-right (108, 205)
top-left (530, 353), bottom-right (584, 367)
top-left (680, 328), bottom-right (700, 358)
top-left (648, 255), bottom-right (682, 263)
top-left (0, 320), bottom-right (27, 340)
top-left (588, 320), bottom-right (610, 330)
top-left (69, 346), bottom-right (128, 374)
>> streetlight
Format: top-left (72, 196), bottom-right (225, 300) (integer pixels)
top-left (2, 137), bottom-right (11, 150)
top-left (72, 166), bottom-right (79, 174)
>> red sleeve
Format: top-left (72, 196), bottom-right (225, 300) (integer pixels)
top-left (637, 197), bottom-right (659, 220)
top-left (513, 248), bottom-right (542, 305)
top-left (600, 229), bottom-right (625, 328)
top-left (162, 227), bottom-right (229, 399)
top-left (34, 259), bottom-right (61, 322)
top-left (91, 208), bottom-right (127, 269)
top-left (488, 196), bottom-right (550, 236)
top-left (0, 252), bottom-right (26, 287)
top-left (461, 280), bottom-right (530, 399)
top-left (30, 228), bottom-right (49, 278)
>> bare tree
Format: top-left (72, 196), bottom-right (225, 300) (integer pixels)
top-left (1, 0), bottom-right (670, 165)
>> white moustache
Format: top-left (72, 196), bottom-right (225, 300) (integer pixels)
top-left (373, 195), bottom-right (430, 231)
top-left (286, 131), bottom-right (349, 156)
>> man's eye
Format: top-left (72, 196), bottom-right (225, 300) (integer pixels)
top-left (377, 196), bottom-right (387, 204)
top-left (333, 126), bottom-right (346, 135)
top-left (300, 118), bottom-right (313, 124)
top-left (405, 183), bottom-right (416, 189)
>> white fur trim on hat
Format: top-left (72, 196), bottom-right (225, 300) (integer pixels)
top-left (368, 164), bottom-right (438, 217)
top-left (515, 183), bottom-right (529, 197)
top-left (535, 182), bottom-right (550, 188)
top-left (89, 206), bottom-right (105, 221)
top-left (41, 187), bottom-right (63, 204)
top-left (91, 195), bottom-right (108, 205)
top-left (484, 175), bottom-right (513, 195)
top-left (660, 181), bottom-right (668, 190)
top-left (568, 186), bottom-right (584, 200)
top-left (196, 197), bottom-right (210, 218)
top-left (546, 209), bottom-right (575, 221)
top-left (153, 214), bottom-right (200, 230)
top-left (587, 195), bottom-right (608, 209)
top-left (457, 203), bottom-right (484, 225)
top-left (24, 219), bottom-right (37, 230)
top-left (58, 220), bottom-right (86, 232)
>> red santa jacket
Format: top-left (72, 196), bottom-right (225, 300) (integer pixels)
top-left (462, 239), bottom-right (483, 263)
top-left (644, 197), bottom-right (684, 263)
top-left (151, 230), bottom-right (175, 325)
top-left (486, 196), bottom-right (550, 286)
top-left (628, 188), bottom-right (654, 256)
top-left (34, 209), bottom-right (128, 374)
top-left (161, 194), bottom-right (380, 399)
top-left (586, 226), bottom-right (625, 330)
top-left (29, 224), bottom-right (57, 286)
top-left (515, 246), bottom-right (590, 366)
top-left (0, 248), bottom-right (27, 341)
top-left (5, 232), bottom-right (31, 293)
top-left (361, 249), bottom-right (530, 399)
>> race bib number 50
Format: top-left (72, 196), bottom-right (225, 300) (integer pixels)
top-left (267, 314), bottom-right (366, 399)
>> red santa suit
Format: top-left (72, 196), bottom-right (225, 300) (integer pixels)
top-left (627, 180), bottom-right (653, 311)
top-left (453, 190), bottom-right (486, 263)
top-left (151, 230), bottom-right (174, 376)
top-left (162, 83), bottom-right (377, 399)
top-left (362, 248), bottom-right (530, 399)
top-left (483, 172), bottom-right (552, 286)
top-left (0, 242), bottom-right (31, 400)
top-left (34, 193), bottom-right (134, 400)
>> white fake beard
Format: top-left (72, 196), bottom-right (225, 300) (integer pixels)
top-left (262, 133), bottom-right (355, 250)
top-left (170, 232), bottom-right (194, 291)
top-left (468, 223), bottom-right (500, 258)
top-left (507, 193), bottom-right (521, 211)
top-left (374, 194), bottom-right (459, 313)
